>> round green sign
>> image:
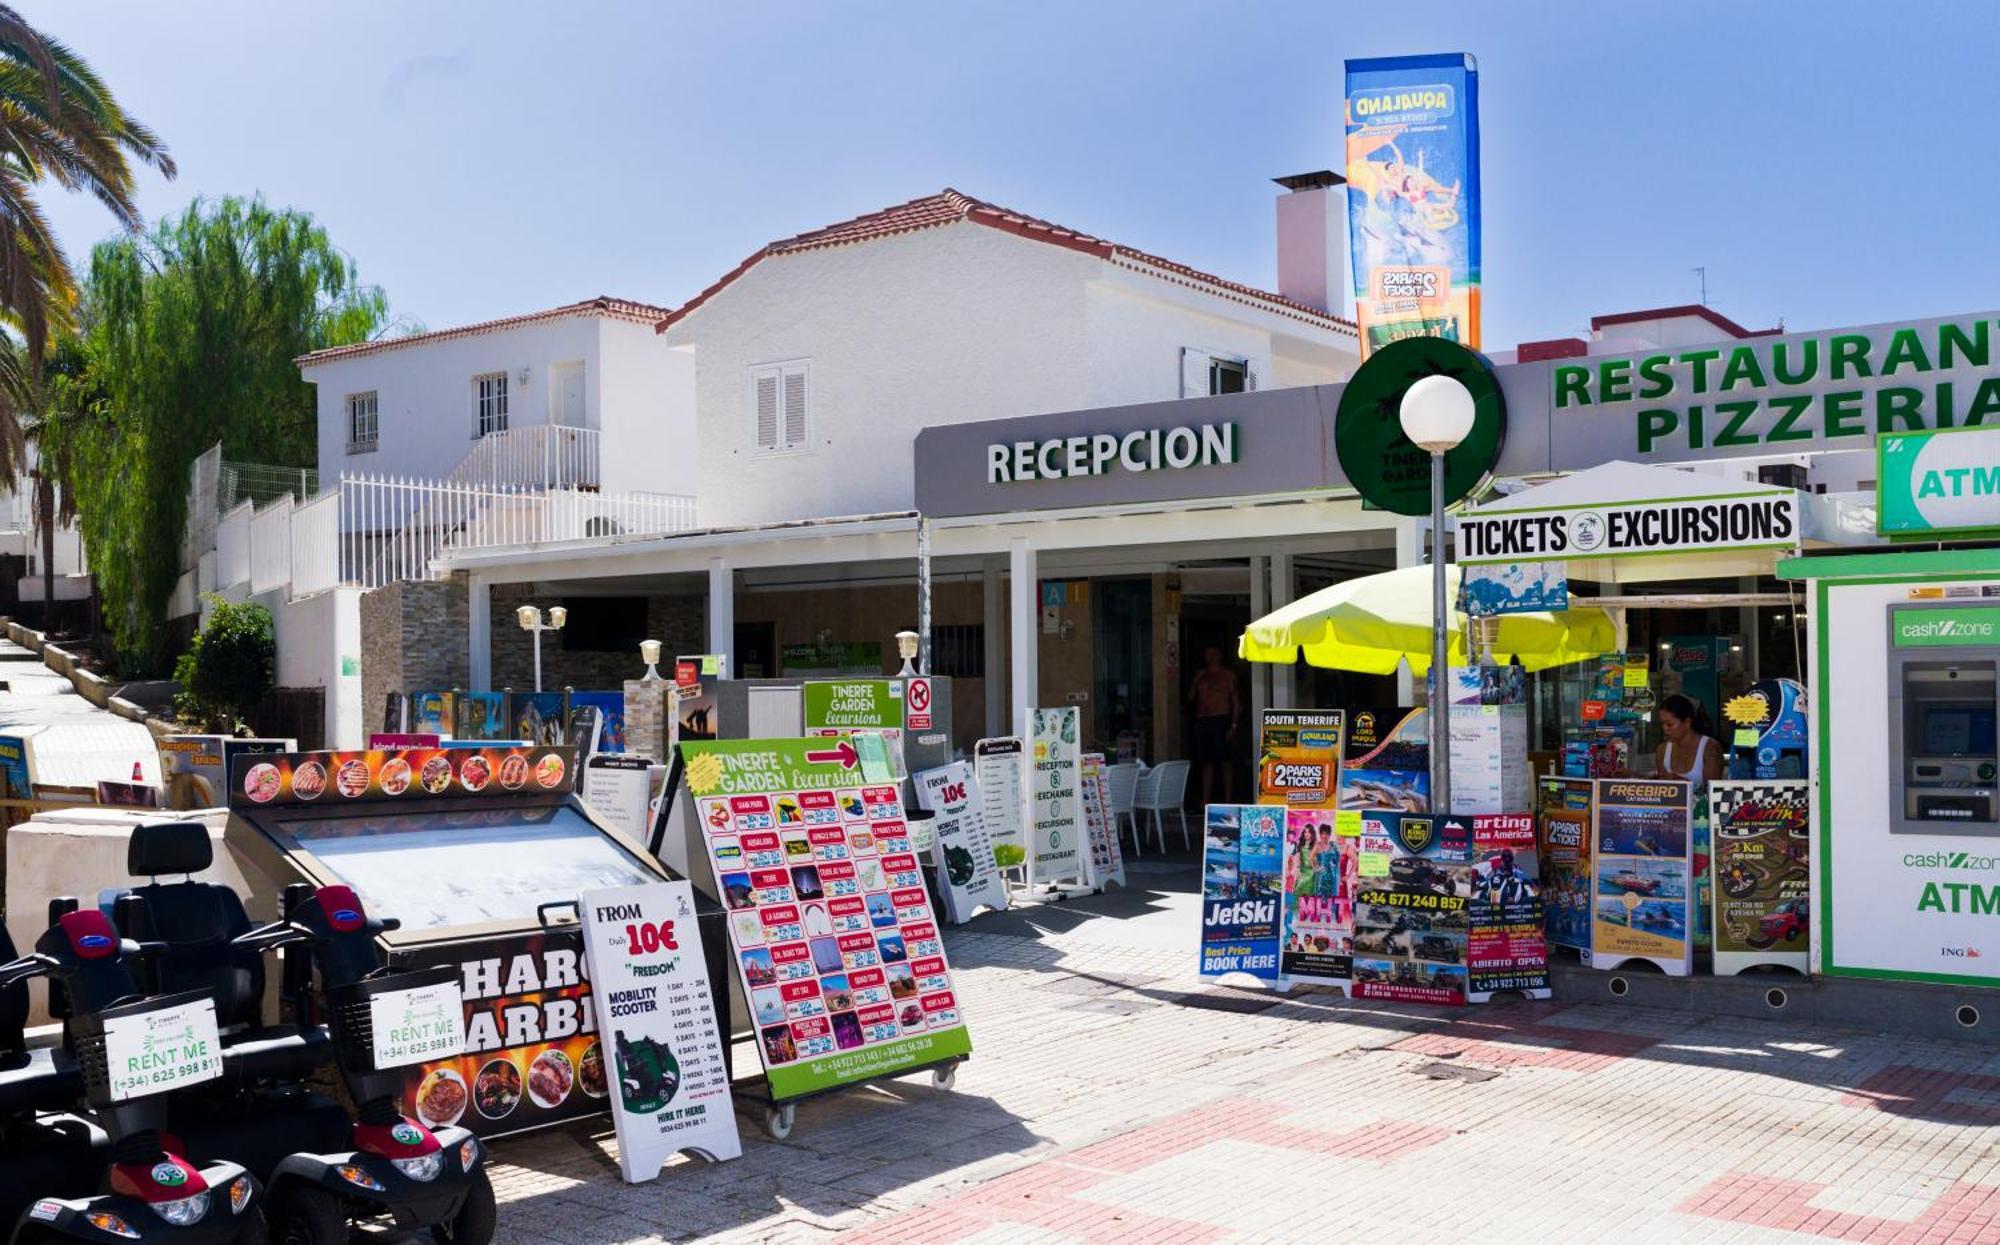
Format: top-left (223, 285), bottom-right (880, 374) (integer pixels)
top-left (1334, 336), bottom-right (1506, 516)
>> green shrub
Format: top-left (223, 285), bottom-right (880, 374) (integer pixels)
top-left (173, 594), bottom-right (275, 733)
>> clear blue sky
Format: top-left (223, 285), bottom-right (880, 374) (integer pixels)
top-left (24, 1), bottom-right (2000, 348)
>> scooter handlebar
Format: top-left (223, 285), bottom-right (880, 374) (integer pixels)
top-left (232, 919), bottom-right (312, 953)
top-left (0, 951), bottom-right (55, 991)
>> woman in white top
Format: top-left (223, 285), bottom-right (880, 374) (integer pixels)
top-left (1650, 693), bottom-right (1724, 790)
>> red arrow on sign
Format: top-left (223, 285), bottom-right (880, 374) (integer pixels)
top-left (805, 742), bottom-right (860, 769)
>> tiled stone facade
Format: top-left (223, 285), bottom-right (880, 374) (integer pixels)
top-left (359, 576), bottom-right (470, 731)
top-left (486, 584), bottom-right (705, 694)
top-left (622, 678), bottom-right (671, 760)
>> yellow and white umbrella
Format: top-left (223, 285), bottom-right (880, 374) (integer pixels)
top-left (1239, 564), bottom-right (1615, 675)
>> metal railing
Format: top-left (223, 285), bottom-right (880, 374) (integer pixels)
top-left (221, 460), bottom-right (319, 512)
top-left (445, 424), bottom-right (601, 490)
top-left (215, 500), bottom-right (253, 590)
top-left (183, 443), bottom-right (223, 571)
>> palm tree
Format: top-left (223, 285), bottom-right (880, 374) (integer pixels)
top-left (0, 6), bottom-right (175, 366)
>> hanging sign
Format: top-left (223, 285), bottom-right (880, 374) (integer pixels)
top-left (579, 880), bottom-right (740, 1180)
top-left (1459, 491), bottom-right (1797, 565)
top-left (679, 739), bottom-right (971, 1100)
top-left (1466, 813), bottom-right (1550, 1001)
top-left (1461, 562), bottom-right (1567, 616)
top-left (913, 762), bottom-right (1011, 922)
top-left (973, 737), bottom-right (1028, 869)
top-left (1333, 336), bottom-right (1505, 515)
top-left (1709, 780), bottom-right (1810, 975)
top-left (1257, 710), bottom-right (1345, 809)
top-left (1589, 779), bottom-right (1693, 975)
top-left (1199, 804), bottom-right (1284, 982)
top-left (1279, 808), bottom-right (1352, 986)
top-left (1026, 709), bottom-right (1086, 886)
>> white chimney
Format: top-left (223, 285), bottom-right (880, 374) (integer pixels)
top-left (1273, 171), bottom-right (1346, 317)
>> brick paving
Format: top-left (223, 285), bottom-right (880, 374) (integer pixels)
top-left (485, 876), bottom-right (2000, 1244)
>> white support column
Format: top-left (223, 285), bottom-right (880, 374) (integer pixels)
top-left (1009, 539), bottom-right (1037, 732)
top-left (1270, 551), bottom-right (1295, 709)
top-left (707, 556), bottom-right (733, 670)
top-left (467, 572), bottom-right (491, 690)
top-left (1249, 555), bottom-right (1269, 731)
top-left (984, 559), bottom-right (1005, 737)
top-left (1395, 517), bottom-right (1424, 707)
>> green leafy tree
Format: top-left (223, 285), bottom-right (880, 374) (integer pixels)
top-left (173, 593), bottom-right (274, 733)
top-left (65, 196), bottom-right (394, 670)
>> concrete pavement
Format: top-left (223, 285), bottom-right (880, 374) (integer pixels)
top-left (0, 637), bottom-right (159, 790)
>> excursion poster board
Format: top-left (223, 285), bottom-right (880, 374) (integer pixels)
top-left (1709, 779), bottom-right (1810, 975)
top-left (1278, 807), bottom-right (1352, 987)
top-left (1589, 778), bottom-right (1694, 975)
top-left (1350, 812), bottom-right (1472, 1005)
top-left (913, 761), bottom-right (1010, 923)
top-left (973, 737), bottom-right (1027, 869)
top-left (1198, 804), bottom-right (1283, 983)
top-left (1337, 707), bottom-right (1429, 812)
top-left (1257, 710), bottom-right (1345, 809)
top-left (411, 691), bottom-right (456, 739)
top-left (456, 692), bottom-right (508, 742)
top-left (1537, 777), bottom-right (1594, 953)
top-left (679, 738), bottom-right (971, 1101)
top-left (1026, 708), bottom-right (1087, 888)
top-left (1079, 753), bottom-right (1126, 889)
top-left (1467, 813), bottom-right (1551, 1001)
top-left (578, 880), bottom-right (740, 1179)
top-left (509, 692), bottom-right (569, 747)
top-left (571, 692), bottom-right (629, 754)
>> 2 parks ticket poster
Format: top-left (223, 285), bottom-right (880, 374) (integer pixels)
top-left (679, 739), bottom-right (971, 1099)
top-left (1538, 777), bottom-right (1594, 951)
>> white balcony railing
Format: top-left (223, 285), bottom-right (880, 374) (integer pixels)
top-left (446, 424), bottom-right (601, 490)
top-left (289, 491), bottom-right (341, 597)
top-left (248, 494), bottom-right (294, 596)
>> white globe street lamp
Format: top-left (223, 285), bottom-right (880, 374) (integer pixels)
top-left (516, 604), bottom-right (568, 693)
top-left (1400, 374), bottom-right (1476, 818)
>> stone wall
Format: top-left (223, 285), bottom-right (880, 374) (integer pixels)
top-left (359, 576), bottom-right (470, 730)
top-left (486, 584), bottom-right (704, 694)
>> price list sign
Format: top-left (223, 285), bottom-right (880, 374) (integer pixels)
top-left (580, 880), bottom-right (741, 1180)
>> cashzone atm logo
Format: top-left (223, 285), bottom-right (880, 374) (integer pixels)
top-left (1892, 607), bottom-right (2000, 646)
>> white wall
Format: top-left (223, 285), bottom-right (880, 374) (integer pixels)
top-left (596, 318), bottom-right (697, 498)
top-left (1082, 278), bottom-right (1274, 409)
top-left (263, 585), bottom-right (364, 748)
top-left (306, 316), bottom-right (608, 484)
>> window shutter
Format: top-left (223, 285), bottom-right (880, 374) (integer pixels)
top-left (1180, 347), bottom-right (1208, 398)
top-left (1245, 365), bottom-right (1258, 392)
top-left (782, 369), bottom-right (807, 448)
top-left (755, 373), bottom-right (779, 450)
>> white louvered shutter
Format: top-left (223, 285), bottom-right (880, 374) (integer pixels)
top-left (755, 372), bottom-right (779, 451)
top-left (1245, 365), bottom-right (1258, 392)
top-left (1180, 347), bottom-right (1209, 398)
top-left (782, 369), bottom-right (808, 449)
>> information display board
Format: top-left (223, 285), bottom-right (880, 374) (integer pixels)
top-left (679, 739), bottom-right (971, 1101)
top-left (973, 737), bottom-right (1027, 869)
top-left (1709, 779), bottom-right (1810, 975)
top-left (1350, 812), bottom-right (1472, 1005)
top-left (1467, 813), bottom-right (1550, 1001)
top-left (913, 762), bottom-right (1010, 923)
top-left (1589, 779), bottom-right (1693, 975)
top-left (1026, 709), bottom-right (1086, 887)
top-left (579, 881), bottom-right (740, 1180)
top-left (1198, 804), bottom-right (1283, 982)
top-left (1080, 753), bottom-right (1126, 889)
top-left (1537, 777), bottom-right (1594, 953)
top-left (1257, 710), bottom-right (1345, 808)
top-left (1278, 807), bottom-right (1352, 987)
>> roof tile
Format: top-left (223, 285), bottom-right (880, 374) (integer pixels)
top-left (299, 295), bottom-right (673, 367)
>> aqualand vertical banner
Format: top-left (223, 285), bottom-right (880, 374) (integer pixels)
top-left (1344, 53), bottom-right (1481, 357)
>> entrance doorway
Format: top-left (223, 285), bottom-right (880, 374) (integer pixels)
top-left (1179, 595), bottom-right (1252, 808)
top-left (1092, 578), bottom-right (1152, 761)
top-left (734, 622), bottom-right (776, 679)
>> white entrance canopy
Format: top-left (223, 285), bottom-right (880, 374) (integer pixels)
top-left (1460, 460), bottom-right (1866, 585)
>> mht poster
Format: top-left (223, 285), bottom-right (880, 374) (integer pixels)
top-left (1257, 710), bottom-right (1345, 809)
top-left (1199, 804), bottom-right (1283, 982)
top-left (1590, 779), bottom-right (1693, 975)
top-left (1351, 812), bottom-right (1472, 1005)
top-left (1709, 780), bottom-right (1810, 975)
top-left (680, 739), bottom-right (971, 1100)
top-left (1279, 807), bottom-right (1351, 986)
top-left (1467, 813), bottom-right (1550, 1001)
top-left (1537, 777), bottom-right (1593, 952)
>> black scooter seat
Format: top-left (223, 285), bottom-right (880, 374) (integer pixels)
top-left (0, 1046), bottom-right (81, 1116)
top-left (219, 1024), bottom-right (332, 1083)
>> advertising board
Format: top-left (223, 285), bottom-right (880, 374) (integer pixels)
top-left (1589, 779), bottom-right (1693, 975)
top-left (1257, 710), bottom-right (1344, 809)
top-left (1199, 804), bottom-right (1283, 982)
top-left (1709, 780), bottom-right (1810, 975)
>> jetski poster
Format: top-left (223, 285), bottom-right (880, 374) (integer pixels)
top-left (1351, 812), bottom-right (1471, 1005)
top-left (1467, 813), bottom-right (1550, 1001)
top-left (1344, 53), bottom-right (1481, 355)
top-left (1590, 779), bottom-right (1693, 974)
top-left (1278, 808), bottom-right (1351, 986)
top-left (1199, 804), bottom-right (1283, 983)
top-left (1709, 780), bottom-right (1810, 975)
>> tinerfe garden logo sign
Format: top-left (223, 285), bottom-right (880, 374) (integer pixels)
top-left (1458, 492), bottom-right (1797, 564)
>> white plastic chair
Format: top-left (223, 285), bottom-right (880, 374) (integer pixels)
top-left (1134, 759), bottom-right (1192, 852)
top-left (1103, 762), bottom-right (1143, 856)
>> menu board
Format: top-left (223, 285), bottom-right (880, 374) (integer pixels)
top-left (1537, 777), bottom-right (1594, 952)
top-left (1080, 754), bottom-right (1126, 890)
top-left (1027, 709), bottom-right (1085, 886)
top-left (1590, 779), bottom-right (1693, 975)
top-left (582, 754), bottom-right (657, 843)
top-left (973, 738), bottom-right (1027, 869)
top-left (913, 761), bottom-right (1010, 923)
top-left (1466, 814), bottom-right (1550, 1001)
top-left (679, 739), bottom-right (972, 1101)
top-left (1257, 710), bottom-right (1345, 808)
top-left (229, 746), bottom-right (575, 809)
top-left (1709, 780), bottom-right (1810, 975)
top-left (1278, 807), bottom-right (1351, 986)
top-left (1198, 804), bottom-right (1282, 982)
top-left (1351, 812), bottom-right (1472, 1006)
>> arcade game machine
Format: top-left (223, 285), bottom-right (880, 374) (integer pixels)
top-left (223, 743), bottom-right (732, 1139)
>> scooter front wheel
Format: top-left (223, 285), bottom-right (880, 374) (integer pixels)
top-left (268, 1185), bottom-right (348, 1245)
top-left (431, 1167), bottom-right (496, 1245)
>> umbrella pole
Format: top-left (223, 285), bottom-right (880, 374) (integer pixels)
top-left (1429, 451), bottom-right (1452, 819)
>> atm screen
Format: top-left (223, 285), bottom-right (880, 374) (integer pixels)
top-left (1921, 705), bottom-right (1997, 756)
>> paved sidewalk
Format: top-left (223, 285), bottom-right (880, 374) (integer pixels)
top-left (486, 862), bottom-right (2000, 1244)
top-left (0, 638), bottom-right (159, 789)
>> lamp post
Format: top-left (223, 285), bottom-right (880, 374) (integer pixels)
top-left (1399, 374), bottom-right (1476, 819)
top-left (516, 604), bottom-right (567, 693)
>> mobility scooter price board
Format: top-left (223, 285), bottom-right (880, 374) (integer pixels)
top-left (101, 994), bottom-right (225, 1100)
top-left (228, 744), bottom-right (681, 1138)
top-left (679, 738), bottom-right (973, 1101)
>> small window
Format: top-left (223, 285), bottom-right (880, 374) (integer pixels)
top-left (345, 391), bottom-right (378, 452)
top-left (1210, 359), bottom-right (1248, 395)
top-left (1181, 347), bottom-right (1257, 397)
top-left (750, 361), bottom-right (810, 453)
top-left (473, 372), bottom-right (509, 438)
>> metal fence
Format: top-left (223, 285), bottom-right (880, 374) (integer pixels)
top-left (221, 460), bottom-right (319, 512)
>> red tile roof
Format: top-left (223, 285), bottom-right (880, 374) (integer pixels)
top-left (656, 189), bottom-right (1357, 335)
top-left (1590, 304), bottom-right (1778, 339)
top-left (298, 295), bottom-right (674, 366)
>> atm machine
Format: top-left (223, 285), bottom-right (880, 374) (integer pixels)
top-left (1887, 604), bottom-right (2000, 835)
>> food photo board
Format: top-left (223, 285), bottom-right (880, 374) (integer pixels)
top-left (679, 738), bottom-right (972, 1102)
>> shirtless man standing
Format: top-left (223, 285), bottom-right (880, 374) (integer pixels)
top-left (1187, 645), bottom-right (1241, 805)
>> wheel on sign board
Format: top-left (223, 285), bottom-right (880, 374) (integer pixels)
top-left (763, 1103), bottom-right (796, 1140)
top-left (932, 1063), bottom-right (957, 1091)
